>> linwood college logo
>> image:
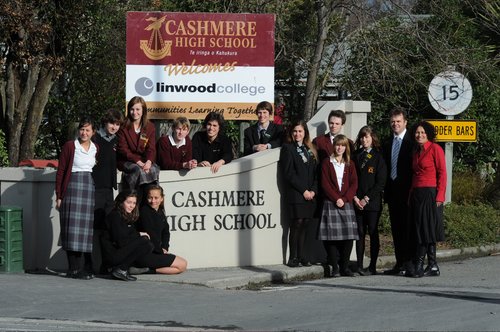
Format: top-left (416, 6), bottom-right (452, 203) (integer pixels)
top-left (140, 16), bottom-right (172, 60)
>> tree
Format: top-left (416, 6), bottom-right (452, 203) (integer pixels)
top-left (40, 0), bottom-right (129, 157)
top-left (303, 0), bottom-right (353, 121)
top-left (343, 0), bottom-right (499, 168)
top-left (273, 0), bottom-right (417, 121)
top-left (0, 0), bottom-right (103, 166)
top-left (0, 1), bottom-right (55, 166)
top-left (3, 0), bottom-right (497, 171)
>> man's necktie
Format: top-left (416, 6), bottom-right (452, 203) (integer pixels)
top-left (260, 129), bottom-right (267, 144)
top-left (391, 137), bottom-right (401, 180)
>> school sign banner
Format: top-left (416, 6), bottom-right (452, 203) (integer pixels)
top-left (126, 12), bottom-right (275, 120)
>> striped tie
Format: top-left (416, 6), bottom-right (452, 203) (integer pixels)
top-left (391, 137), bottom-right (401, 180)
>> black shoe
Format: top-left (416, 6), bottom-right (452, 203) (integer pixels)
top-left (323, 264), bottom-right (332, 278)
top-left (357, 268), bottom-right (367, 276)
top-left (340, 269), bottom-right (355, 277)
top-left (383, 266), bottom-right (402, 275)
top-left (287, 257), bottom-right (300, 268)
top-left (300, 260), bottom-right (312, 267)
top-left (409, 259), bottom-right (424, 278)
top-left (66, 270), bottom-right (92, 280)
top-left (126, 274), bottom-right (137, 281)
top-left (112, 268), bottom-right (136, 281)
top-left (128, 267), bottom-right (150, 275)
top-left (367, 267), bottom-right (377, 275)
top-left (412, 269), bottom-right (424, 278)
top-left (424, 265), bottom-right (440, 277)
top-left (100, 265), bottom-right (112, 275)
top-left (65, 270), bottom-right (77, 278)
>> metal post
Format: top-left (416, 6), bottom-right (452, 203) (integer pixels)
top-left (445, 115), bottom-right (454, 203)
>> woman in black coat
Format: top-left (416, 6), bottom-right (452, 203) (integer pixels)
top-left (353, 126), bottom-right (387, 275)
top-left (279, 119), bottom-right (318, 267)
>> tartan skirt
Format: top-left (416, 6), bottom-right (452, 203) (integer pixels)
top-left (60, 172), bottom-right (95, 252)
top-left (122, 162), bottom-right (160, 188)
top-left (317, 200), bottom-right (359, 241)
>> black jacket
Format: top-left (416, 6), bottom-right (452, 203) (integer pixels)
top-left (382, 131), bottom-right (413, 203)
top-left (137, 205), bottom-right (170, 254)
top-left (279, 143), bottom-right (318, 204)
top-left (353, 148), bottom-right (387, 211)
top-left (192, 131), bottom-right (233, 164)
top-left (92, 131), bottom-right (118, 189)
top-left (107, 210), bottom-right (141, 249)
top-left (243, 122), bottom-right (284, 156)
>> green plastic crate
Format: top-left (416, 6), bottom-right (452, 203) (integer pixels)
top-left (0, 206), bottom-right (24, 272)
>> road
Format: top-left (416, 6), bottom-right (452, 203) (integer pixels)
top-left (0, 255), bottom-right (498, 331)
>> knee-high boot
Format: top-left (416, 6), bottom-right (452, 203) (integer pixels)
top-left (413, 245), bottom-right (426, 278)
top-left (424, 243), bottom-right (440, 276)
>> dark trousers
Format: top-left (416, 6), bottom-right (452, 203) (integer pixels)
top-left (387, 200), bottom-right (413, 268)
top-left (355, 210), bottom-right (380, 269)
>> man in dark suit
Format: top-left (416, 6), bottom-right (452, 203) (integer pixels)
top-left (243, 101), bottom-right (284, 156)
top-left (382, 107), bottom-right (414, 275)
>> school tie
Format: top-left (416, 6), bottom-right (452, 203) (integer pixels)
top-left (260, 129), bottom-right (267, 144)
top-left (390, 137), bottom-right (402, 180)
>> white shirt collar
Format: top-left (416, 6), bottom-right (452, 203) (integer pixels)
top-left (394, 128), bottom-right (407, 140)
top-left (258, 123), bottom-right (269, 131)
top-left (168, 134), bottom-right (186, 148)
top-left (74, 139), bottom-right (96, 154)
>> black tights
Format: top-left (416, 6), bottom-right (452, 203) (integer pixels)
top-left (288, 218), bottom-right (308, 260)
top-left (355, 211), bottom-right (380, 270)
top-left (66, 251), bottom-right (92, 272)
top-left (323, 240), bottom-right (353, 273)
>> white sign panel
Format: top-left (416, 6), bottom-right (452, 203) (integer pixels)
top-left (428, 71), bottom-right (473, 116)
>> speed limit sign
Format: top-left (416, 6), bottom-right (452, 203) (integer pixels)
top-left (428, 71), bottom-right (473, 115)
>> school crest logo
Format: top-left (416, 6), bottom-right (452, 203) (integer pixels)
top-left (140, 16), bottom-right (172, 60)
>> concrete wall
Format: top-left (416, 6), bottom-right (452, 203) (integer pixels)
top-left (157, 149), bottom-right (284, 269)
top-left (0, 100), bottom-right (371, 272)
top-left (308, 100), bottom-right (371, 141)
top-left (0, 168), bottom-right (62, 271)
top-left (0, 149), bottom-right (286, 271)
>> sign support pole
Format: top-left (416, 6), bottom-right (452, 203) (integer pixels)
top-left (428, 70), bottom-right (473, 205)
top-left (445, 115), bottom-right (454, 203)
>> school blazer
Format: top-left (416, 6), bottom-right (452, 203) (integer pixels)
top-left (279, 143), bottom-right (318, 204)
top-left (320, 157), bottom-right (358, 204)
top-left (353, 148), bottom-right (387, 211)
top-left (243, 122), bottom-right (284, 156)
top-left (116, 122), bottom-right (156, 171)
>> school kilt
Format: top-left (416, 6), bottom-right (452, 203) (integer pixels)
top-left (60, 172), bottom-right (95, 252)
top-left (122, 161), bottom-right (160, 188)
top-left (318, 200), bottom-right (359, 241)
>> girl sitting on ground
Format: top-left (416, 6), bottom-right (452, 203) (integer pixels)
top-left (105, 190), bottom-right (154, 281)
top-left (137, 184), bottom-right (188, 274)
